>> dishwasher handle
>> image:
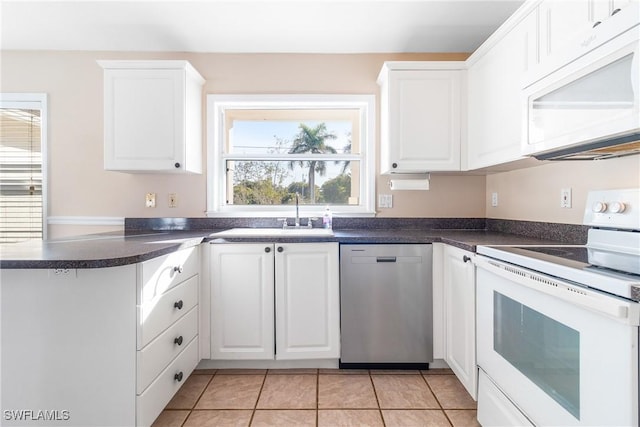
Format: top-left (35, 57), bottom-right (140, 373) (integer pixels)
top-left (376, 256), bottom-right (397, 263)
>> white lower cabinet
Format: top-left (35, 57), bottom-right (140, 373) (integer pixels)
top-left (210, 242), bottom-right (340, 361)
top-left (442, 244), bottom-right (477, 399)
top-left (136, 247), bottom-right (200, 424)
top-left (210, 243), bottom-right (275, 359)
top-left (0, 246), bottom-right (201, 427)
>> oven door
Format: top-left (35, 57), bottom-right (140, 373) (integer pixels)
top-left (476, 256), bottom-right (639, 427)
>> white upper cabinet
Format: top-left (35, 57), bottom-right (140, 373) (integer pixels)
top-left (538, 0), bottom-right (593, 64)
top-left (378, 62), bottom-right (464, 173)
top-left (466, 9), bottom-right (537, 170)
top-left (530, 0), bottom-right (638, 82)
top-left (99, 60), bottom-right (205, 173)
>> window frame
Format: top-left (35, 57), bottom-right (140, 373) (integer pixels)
top-left (0, 93), bottom-right (48, 241)
top-left (206, 94), bottom-right (375, 217)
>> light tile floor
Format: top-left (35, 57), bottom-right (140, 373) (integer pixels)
top-left (152, 368), bottom-right (481, 427)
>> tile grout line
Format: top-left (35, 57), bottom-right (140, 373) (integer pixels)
top-left (420, 371), bottom-right (444, 411)
top-left (421, 371), bottom-right (462, 427)
top-left (179, 371), bottom-right (216, 427)
top-left (247, 372), bottom-right (268, 426)
top-left (316, 371), bottom-right (320, 426)
top-left (367, 371), bottom-right (387, 427)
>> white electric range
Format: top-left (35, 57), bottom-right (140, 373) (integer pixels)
top-left (475, 188), bottom-right (640, 426)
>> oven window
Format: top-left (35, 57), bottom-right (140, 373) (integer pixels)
top-left (494, 292), bottom-right (580, 419)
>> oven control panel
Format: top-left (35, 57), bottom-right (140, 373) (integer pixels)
top-left (584, 188), bottom-right (640, 230)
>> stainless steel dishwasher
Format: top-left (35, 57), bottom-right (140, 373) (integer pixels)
top-left (340, 244), bottom-right (433, 369)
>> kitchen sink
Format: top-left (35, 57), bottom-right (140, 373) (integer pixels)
top-left (210, 227), bottom-right (334, 238)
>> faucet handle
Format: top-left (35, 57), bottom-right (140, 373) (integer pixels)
top-left (306, 217), bottom-right (318, 228)
top-left (277, 218), bottom-right (288, 229)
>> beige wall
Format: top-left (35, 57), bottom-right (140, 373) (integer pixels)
top-left (486, 155), bottom-right (640, 224)
top-left (2, 50), bottom-right (478, 237)
top-left (3, 50), bottom-right (638, 237)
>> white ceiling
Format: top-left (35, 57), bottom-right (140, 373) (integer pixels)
top-left (1, 0), bottom-right (525, 54)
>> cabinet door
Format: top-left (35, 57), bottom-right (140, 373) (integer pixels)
top-left (443, 245), bottom-right (477, 399)
top-left (539, 0), bottom-right (592, 62)
top-left (210, 244), bottom-right (275, 360)
top-left (383, 70), bottom-right (461, 172)
top-left (467, 10), bottom-right (536, 170)
top-left (274, 242), bottom-right (340, 360)
top-left (104, 68), bottom-right (186, 172)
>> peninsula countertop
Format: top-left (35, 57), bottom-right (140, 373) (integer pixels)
top-left (0, 228), bottom-right (571, 269)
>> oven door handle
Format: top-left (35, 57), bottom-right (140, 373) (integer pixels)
top-left (476, 256), bottom-right (640, 326)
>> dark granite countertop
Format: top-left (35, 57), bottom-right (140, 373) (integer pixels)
top-left (0, 230), bottom-right (209, 269)
top-left (0, 226), bottom-right (570, 269)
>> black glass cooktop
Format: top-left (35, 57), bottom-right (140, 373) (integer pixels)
top-left (515, 246), bottom-right (589, 264)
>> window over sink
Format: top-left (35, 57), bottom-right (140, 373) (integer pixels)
top-left (206, 94), bottom-right (375, 217)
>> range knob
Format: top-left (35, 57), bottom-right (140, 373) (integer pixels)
top-left (592, 201), bottom-right (608, 213)
top-left (610, 201), bottom-right (626, 213)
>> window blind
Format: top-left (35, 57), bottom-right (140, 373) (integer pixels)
top-left (0, 108), bottom-right (43, 243)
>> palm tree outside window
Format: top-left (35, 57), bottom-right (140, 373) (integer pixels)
top-left (207, 94), bottom-right (375, 217)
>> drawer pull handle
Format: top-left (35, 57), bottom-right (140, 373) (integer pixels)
top-left (174, 336), bottom-right (183, 346)
top-left (463, 255), bottom-right (472, 263)
top-left (612, 8), bottom-right (621, 15)
top-left (277, 246), bottom-right (284, 253)
top-left (265, 247), bottom-right (271, 253)
top-left (174, 371), bottom-right (184, 382)
top-left (174, 300), bottom-right (184, 310)
top-left (592, 20), bottom-right (602, 28)
top-left (173, 265), bottom-right (184, 274)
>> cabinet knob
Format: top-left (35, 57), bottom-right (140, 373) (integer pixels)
top-left (174, 371), bottom-right (184, 382)
top-left (173, 265), bottom-right (184, 274)
top-left (265, 247), bottom-right (271, 253)
top-left (174, 336), bottom-right (183, 346)
top-left (612, 8), bottom-right (621, 15)
top-left (392, 162), bottom-right (398, 168)
top-left (592, 20), bottom-right (602, 28)
top-left (463, 255), bottom-right (472, 263)
top-left (174, 162), bottom-right (181, 168)
top-left (277, 246), bottom-right (284, 253)
top-left (174, 300), bottom-right (184, 310)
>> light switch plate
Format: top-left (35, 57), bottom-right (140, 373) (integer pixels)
top-left (491, 192), bottom-right (498, 207)
top-left (561, 188), bottom-right (572, 208)
top-left (145, 193), bottom-right (156, 208)
top-left (378, 194), bottom-right (393, 208)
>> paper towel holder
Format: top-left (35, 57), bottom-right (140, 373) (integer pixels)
top-left (388, 173), bottom-right (430, 191)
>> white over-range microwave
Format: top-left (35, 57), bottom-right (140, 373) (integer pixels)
top-left (523, 7), bottom-right (640, 161)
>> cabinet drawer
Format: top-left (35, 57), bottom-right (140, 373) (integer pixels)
top-left (138, 275), bottom-right (198, 349)
top-left (139, 246), bottom-right (199, 304)
top-left (137, 306), bottom-right (198, 394)
top-left (136, 337), bottom-right (198, 427)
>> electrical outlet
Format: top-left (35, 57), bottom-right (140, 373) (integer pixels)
top-left (491, 192), bottom-right (498, 207)
top-left (378, 194), bottom-right (393, 208)
top-left (168, 193), bottom-right (177, 208)
top-left (561, 188), bottom-right (572, 208)
top-left (145, 193), bottom-right (156, 208)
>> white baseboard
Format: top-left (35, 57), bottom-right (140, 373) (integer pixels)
top-left (47, 216), bottom-right (124, 226)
